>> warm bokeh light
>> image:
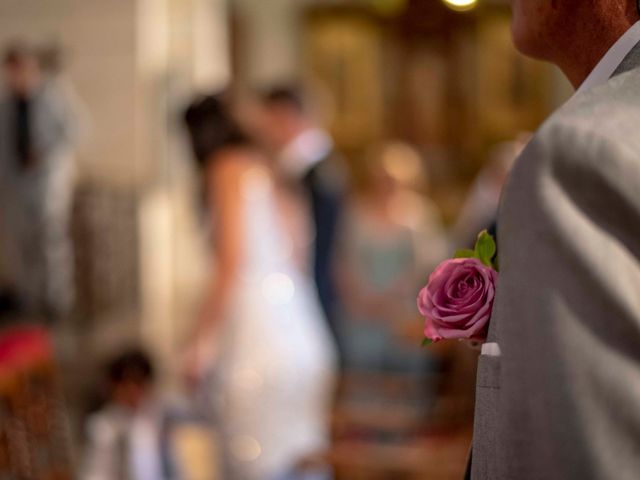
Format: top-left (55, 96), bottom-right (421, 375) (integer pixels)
top-left (442, 0), bottom-right (478, 11)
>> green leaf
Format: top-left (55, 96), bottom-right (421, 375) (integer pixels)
top-left (422, 338), bottom-right (433, 347)
top-left (474, 230), bottom-right (497, 268)
top-left (454, 248), bottom-right (476, 259)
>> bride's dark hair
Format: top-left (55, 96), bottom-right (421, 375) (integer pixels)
top-left (183, 94), bottom-right (250, 168)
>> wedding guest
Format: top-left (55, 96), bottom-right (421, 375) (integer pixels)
top-left (38, 42), bottom-right (90, 143)
top-left (82, 349), bottom-right (167, 480)
top-left (337, 142), bottom-right (446, 373)
top-left (0, 327), bottom-right (74, 479)
top-left (0, 42), bottom-right (82, 322)
top-left (82, 349), bottom-right (219, 480)
top-left (467, 1), bottom-right (640, 479)
top-left (254, 86), bottom-right (348, 357)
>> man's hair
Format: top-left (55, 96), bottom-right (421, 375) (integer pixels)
top-left (38, 43), bottom-right (63, 73)
top-left (3, 42), bottom-right (34, 67)
top-left (106, 349), bottom-right (155, 385)
top-left (260, 85), bottom-right (306, 113)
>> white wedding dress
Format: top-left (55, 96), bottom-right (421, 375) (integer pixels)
top-left (209, 166), bottom-right (337, 480)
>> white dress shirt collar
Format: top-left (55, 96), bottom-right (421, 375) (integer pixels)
top-left (279, 128), bottom-right (333, 179)
top-left (575, 20), bottom-right (640, 96)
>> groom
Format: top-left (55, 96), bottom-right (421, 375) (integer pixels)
top-left (256, 86), bottom-right (347, 356)
top-left (471, 1), bottom-right (640, 479)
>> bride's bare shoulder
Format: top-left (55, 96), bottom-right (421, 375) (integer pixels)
top-left (208, 146), bottom-right (270, 183)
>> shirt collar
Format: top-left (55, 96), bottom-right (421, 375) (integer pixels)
top-left (575, 20), bottom-right (640, 96)
top-left (279, 128), bottom-right (333, 179)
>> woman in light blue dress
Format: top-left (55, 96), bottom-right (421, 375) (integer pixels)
top-left (337, 143), bottom-right (447, 376)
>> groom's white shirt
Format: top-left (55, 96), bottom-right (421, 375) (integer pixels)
top-left (279, 128), bottom-right (333, 179)
top-left (575, 20), bottom-right (640, 95)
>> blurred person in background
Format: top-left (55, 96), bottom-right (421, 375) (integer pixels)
top-left (0, 326), bottom-right (74, 479)
top-left (183, 94), bottom-right (336, 480)
top-left (337, 142), bottom-right (447, 375)
top-left (83, 350), bottom-right (166, 480)
top-left (254, 86), bottom-right (347, 360)
top-left (83, 349), bottom-right (218, 480)
top-left (38, 42), bottom-right (90, 143)
top-left (450, 135), bottom-right (529, 250)
top-left (0, 42), bottom-right (82, 322)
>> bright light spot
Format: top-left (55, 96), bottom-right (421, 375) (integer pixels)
top-left (231, 435), bottom-right (261, 462)
top-left (381, 143), bottom-right (424, 186)
top-left (261, 272), bottom-right (295, 305)
top-left (442, 0), bottom-right (477, 11)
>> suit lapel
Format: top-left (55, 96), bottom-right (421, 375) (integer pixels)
top-left (612, 39), bottom-right (640, 77)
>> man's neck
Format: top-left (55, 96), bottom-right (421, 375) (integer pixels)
top-left (555, 13), bottom-right (638, 88)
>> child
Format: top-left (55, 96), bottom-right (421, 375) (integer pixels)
top-left (82, 349), bottom-right (218, 480)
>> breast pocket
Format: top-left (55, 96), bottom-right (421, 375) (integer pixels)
top-left (472, 354), bottom-right (502, 479)
top-left (476, 354), bottom-right (501, 390)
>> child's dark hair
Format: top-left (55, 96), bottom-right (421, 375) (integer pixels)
top-left (106, 349), bottom-right (154, 385)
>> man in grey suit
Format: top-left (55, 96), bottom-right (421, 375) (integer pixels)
top-left (0, 44), bottom-right (80, 322)
top-left (471, 1), bottom-right (640, 479)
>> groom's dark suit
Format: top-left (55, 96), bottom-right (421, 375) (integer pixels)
top-left (471, 42), bottom-right (640, 479)
top-left (293, 148), bottom-right (346, 355)
top-left (303, 155), bottom-right (343, 320)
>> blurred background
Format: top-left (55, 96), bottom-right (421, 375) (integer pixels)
top-left (0, 0), bottom-right (573, 479)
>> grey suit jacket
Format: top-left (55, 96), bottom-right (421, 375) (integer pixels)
top-left (471, 43), bottom-right (640, 479)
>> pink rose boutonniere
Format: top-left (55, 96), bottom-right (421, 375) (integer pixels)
top-left (418, 230), bottom-right (499, 345)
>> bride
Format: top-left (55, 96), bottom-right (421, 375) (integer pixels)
top-left (183, 95), bottom-right (337, 480)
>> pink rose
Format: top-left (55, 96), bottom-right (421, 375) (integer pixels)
top-left (417, 257), bottom-right (498, 343)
